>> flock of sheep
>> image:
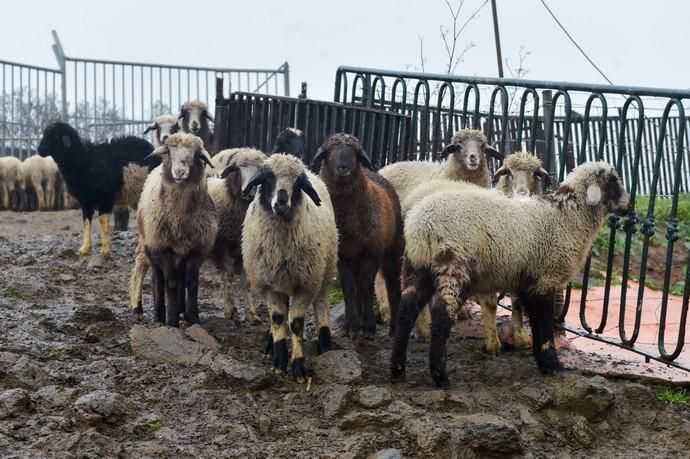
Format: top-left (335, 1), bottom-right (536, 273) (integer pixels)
top-left (10, 97), bottom-right (630, 388)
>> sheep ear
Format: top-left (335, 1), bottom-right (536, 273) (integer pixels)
top-left (312, 147), bottom-right (326, 171)
top-left (440, 144), bottom-right (460, 158)
top-left (196, 149), bottom-right (214, 168)
top-left (535, 167), bottom-right (549, 181)
top-left (219, 164), bottom-right (239, 179)
top-left (143, 122), bottom-right (157, 135)
top-left (484, 144), bottom-right (503, 160)
top-left (298, 173), bottom-right (322, 206)
top-left (243, 170), bottom-right (266, 197)
top-left (358, 149), bottom-right (373, 170)
top-left (144, 145), bottom-right (169, 162)
top-left (169, 123), bottom-right (179, 134)
top-left (492, 165), bottom-right (510, 184)
top-left (204, 112), bottom-right (215, 123)
top-left (61, 135), bottom-right (72, 149)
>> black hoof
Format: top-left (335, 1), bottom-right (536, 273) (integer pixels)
top-left (166, 317), bottom-right (180, 328)
top-left (292, 357), bottom-right (311, 383)
top-left (390, 364), bottom-right (406, 383)
top-left (362, 322), bottom-right (377, 337)
top-left (537, 347), bottom-right (564, 374)
top-left (184, 314), bottom-right (201, 325)
top-left (432, 372), bottom-right (450, 389)
top-left (317, 327), bottom-right (332, 354)
top-left (273, 338), bottom-right (288, 374)
top-left (263, 330), bottom-right (273, 358)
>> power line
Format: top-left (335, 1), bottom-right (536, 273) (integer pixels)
top-left (539, 0), bottom-right (614, 85)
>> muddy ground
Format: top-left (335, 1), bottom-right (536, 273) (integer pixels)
top-left (1, 210), bottom-right (690, 458)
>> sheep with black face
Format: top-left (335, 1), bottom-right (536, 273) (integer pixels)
top-left (271, 128), bottom-right (306, 158)
top-left (171, 100), bottom-right (214, 154)
top-left (242, 154), bottom-right (337, 381)
top-left (135, 133), bottom-right (217, 326)
top-left (314, 133), bottom-right (404, 338)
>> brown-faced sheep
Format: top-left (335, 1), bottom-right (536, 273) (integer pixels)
top-left (314, 133), bottom-right (404, 338)
top-left (391, 161), bottom-right (630, 387)
top-left (242, 154), bottom-right (337, 381)
top-left (136, 133), bottom-right (217, 327)
top-left (171, 100), bottom-right (214, 155)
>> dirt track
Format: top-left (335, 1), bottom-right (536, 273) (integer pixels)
top-left (1, 210), bottom-right (689, 458)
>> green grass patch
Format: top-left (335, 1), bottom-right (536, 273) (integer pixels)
top-left (329, 280), bottom-right (344, 305)
top-left (145, 419), bottom-right (162, 432)
top-left (657, 387), bottom-right (690, 406)
top-left (635, 194), bottom-right (690, 243)
top-left (1, 287), bottom-right (22, 299)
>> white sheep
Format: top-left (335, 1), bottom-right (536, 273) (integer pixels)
top-left (0, 156), bottom-right (24, 210)
top-left (375, 129), bottom-right (501, 324)
top-left (144, 114), bottom-right (178, 148)
top-left (391, 161), bottom-right (630, 387)
top-left (242, 154), bottom-right (338, 382)
top-left (135, 132), bottom-right (218, 327)
top-left (22, 155), bottom-right (56, 210)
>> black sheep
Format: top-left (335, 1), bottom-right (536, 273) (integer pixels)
top-left (271, 128), bottom-right (306, 159)
top-left (37, 122), bottom-right (156, 257)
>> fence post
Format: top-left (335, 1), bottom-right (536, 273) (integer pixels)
top-left (282, 62), bottom-right (290, 97)
top-left (51, 30), bottom-right (68, 121)
top-left (542, 89), bottom-right (556, 178)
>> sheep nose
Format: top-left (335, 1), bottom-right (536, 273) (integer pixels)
top-left (515, 187), bottom-right (529, 196)
top-left (276, 189), bottom-right (289, 205)
top-left (468, 154), bottom-right (477, 162)
top-left (337, 165), bottom-right (349, 174)
top-left (190, 121), bottom-right (200, 132)
top-left (172, 168), bottom-right (187, 180)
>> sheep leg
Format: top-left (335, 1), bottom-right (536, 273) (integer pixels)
top-left (0, 184), bottom-right (8, 209)
top-left (382, 254), bottom-right (402, 337)
top-left (79, 208), bottom-right (94, 256)
top-left (337, 259), bottom-right (360, 338)
top-left (239, 263), bottom-right (260, 324)
top-left (151, 262), bottom-right (166, 323)
top-left (390, 261), bottom-right (434, 383)
top-left (289, 291), bottom-right (313, 382)
top-left (157, 252), bottom-right (180, 328)
top-left (313, 280), bottom-right (333, 355)
top-left (374, 271), bottom-right (389, 324)
top-left (429, 251), bottom-right (472, 389)
top-left (222, 269), bottom-right (239, 323)
top-left (35, 181), bottom-right (45, 210)
top-left (510, 296), bottom-right (531, 350)
top-left (521, 291), bottom-right (563, 374)
top-left (128, 241), bottom-right (150, 317)
top-left (98, 214), bottom-right (112, 258)
top-left (478, 293), bottom-right (501, 355)
top-left (267, 291), bottom-right (289, 375)
top-left (357, 257), bottom-right (379, 339)
top-left (183, 251), bottom-right (203, 325)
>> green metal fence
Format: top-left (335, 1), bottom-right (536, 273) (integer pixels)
top-left (336, 66), bottom-right (690, 371)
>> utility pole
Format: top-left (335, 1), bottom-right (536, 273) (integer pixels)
top-left (490, 0), bottom-right (504, 78)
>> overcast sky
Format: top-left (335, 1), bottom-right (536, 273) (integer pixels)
top-left (3, 0), bottom-right (689, 101)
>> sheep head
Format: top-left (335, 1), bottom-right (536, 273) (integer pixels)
top-left (271, 127), bottom-right (306, 157)
top-left (559, 161), bottom-right (630, 216)
top-left (219, 148), bottom-right (268, 200)
top-left (243, 153), bottom-right (321, 220)
top-left (144, 114), bottom-right (178, 147)
top-left (177, 100), bottom-right (213, 135)
top-left (493, 151), bottom-right (549, 197)
top-left (146, 132), bottom-right (213, 184)
top-left (313, 133), bottom-right (373, 183)
top-left (37, 122), bottom-right (82, 159)
top-left (441, 129), bottom-right (501, 171)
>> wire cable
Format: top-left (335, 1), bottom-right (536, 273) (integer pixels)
top-left (540, 0), bottom-right (614, 85)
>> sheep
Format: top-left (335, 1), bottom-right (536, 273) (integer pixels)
top-left (271, 128), bottom-right (306, 158)
top-left (136, 132), bottom-right (217, 327)
top-left (0, 156), bottom-right (24, 211)
top-left (314, 133), bottom-right (404, 338)
top-left (242, 153), bottom-right (337, 380)
top-left (390, 161), bottom-right (630, 387)
top-left (143, 114), bottom-right (178, 148)
top-left (399, 152), bottom-right (551, 351)
top-left (208, 148), bottom-right (267, 323)
top-left (22, 155), bottom-right (55, 211)
top-left (37, 122), bottom-right (156, 257)
top-left (171, 100), bottom-right (214, 154)
top-left (375, 129), bottom-right (501, 324)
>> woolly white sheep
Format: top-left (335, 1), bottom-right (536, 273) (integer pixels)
top-left (144, 114), bottom-right (178, 148)
top-left (135, 133), bottom-right (218, 326)
top-left (391, 161), bottom-right (630, 387)
top-left (242, 154), bottom-right (338, 381)
top-left (0, 156), bottom-right (24, 210)
top-left (375, 129), bottom-right (501, 324)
